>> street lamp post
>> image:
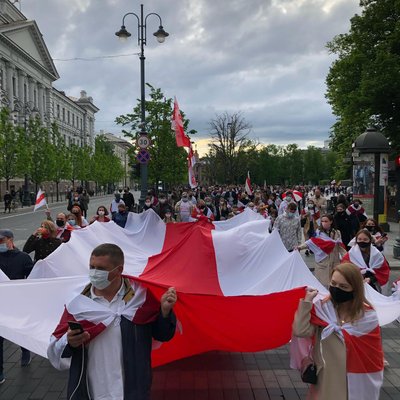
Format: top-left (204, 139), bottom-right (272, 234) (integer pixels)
top-left (12, 100), bottom-right (39, 206)
top-left (115, 4), bottom-right (169, 207)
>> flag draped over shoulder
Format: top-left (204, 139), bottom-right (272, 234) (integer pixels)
top-left (34, 189), bottom-right (47, 211)
top-left (172, 97), bottom-right (191, 148)
top-left (0, 209), bottom-right (399, 366)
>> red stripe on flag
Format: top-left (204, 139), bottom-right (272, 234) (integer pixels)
top-left (139, 221), bottom-right (222, 296)
top-left (36, 193), bottom-right (45, 205)
top-left (343, 326), bottom-right (384, 373)
top-left (147, 286), bottom-right (306, 367)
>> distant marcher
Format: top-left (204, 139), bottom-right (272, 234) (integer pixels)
top-left (273, 202), bottom-right (302, 251)
top-left (23, 221), bottom-right (62, 263)
top-left (110, 192), bottom-right (125, 216)
top-left (112, 203), bottom-right (130, 228)
top-left (3, 191), bottom-right (12, 213)
top-left (123, 187), bottom-right (135, 212)
top-left (79, 189), bottom-right (90, 218)
top-left (333, 203), bottom-right (357, 250)
top-left (70, 205), bottom-right (89, 228)
top-left (90, 206), bottom-right (111, 224)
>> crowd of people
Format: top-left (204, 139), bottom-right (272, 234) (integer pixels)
top-left (0, 182), bottom-right (398, 399)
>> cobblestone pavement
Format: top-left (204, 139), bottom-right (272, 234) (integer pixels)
top-left (1, 320), bottom-right (399, 400)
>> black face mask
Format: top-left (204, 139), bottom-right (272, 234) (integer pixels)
top-left (329, 286), bottom-right (354, 304)
top-left (336, 211), bottom-right (345, 215)
top-left (56, 219), bottom-right (65, 227)
top-left (357, 241), bottom-right (371, 249)
top-left (365, 226), bottom-right (375, 233)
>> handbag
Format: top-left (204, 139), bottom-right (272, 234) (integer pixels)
top-left (300, 355), bottom-right (318, 384)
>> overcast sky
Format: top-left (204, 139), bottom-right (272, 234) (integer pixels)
top-left (20, 0), bottom-right (361, 155)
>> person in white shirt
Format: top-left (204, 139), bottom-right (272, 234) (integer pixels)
top-left (47, 243), bottom-right (177, 400)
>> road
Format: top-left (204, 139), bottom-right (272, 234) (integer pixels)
top-left (0, 192), bottom-right (141, 249)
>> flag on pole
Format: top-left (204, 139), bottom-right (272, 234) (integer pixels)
top-left (172, 97), bottom-right (191, 148)
top-left (188, 146), bottom-right (198, 188)
top-left (34, 189), bottom-right (47, 211)
top-left (245, 171), bottom-right (253, 195)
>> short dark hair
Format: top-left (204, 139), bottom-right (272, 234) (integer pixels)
top-left (287, 202), bottom-right (297, 211)
top-left (91, 243), bottom-right (124, 266)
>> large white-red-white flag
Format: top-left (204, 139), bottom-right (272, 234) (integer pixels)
top-left (172, 97), bottom-right (191, 148)
top-left (0, 210), bottom-right (399, 366)
top-left (245, 171), bottom-right (252, 195)
top-left (34, 189), bottom-right (47, 211)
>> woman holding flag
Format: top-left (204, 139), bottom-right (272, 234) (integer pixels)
top-left (297, 214), bottom-right (346, 287)
top-left (292, 263), bottom-right (384, 400)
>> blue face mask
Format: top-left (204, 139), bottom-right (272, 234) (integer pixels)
top-left (68, 220), bottom-right (76, 226)
top-left (286, 211), bottom-right (296, 218)
top-left (0, 243), bottom-right (8, 252)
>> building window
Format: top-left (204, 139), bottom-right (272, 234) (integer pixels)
top-left (24, 83), bottom-right (27, 102)
top-left (63, 134), bottom-right (66, 143)
top-left (0, 69), bottom-right (3, 90)
top-left (67, 110), bottom-right (70, 124)
top-left (10, 76), bottom-right (17, 96)
top-left (62, 108), bottom-right (65, 122)
top-left (57, 104), bottom-right (60, 119)
top-left (34, 89), bottom-right (37, 107)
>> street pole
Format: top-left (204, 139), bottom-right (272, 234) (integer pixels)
top-left (139, 4), bottom-right (147, 206)
top-left (115, 4), bottom-right (168, 208)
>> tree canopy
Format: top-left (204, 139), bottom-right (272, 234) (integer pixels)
top-left (326, 0), bottom-right (400, 159)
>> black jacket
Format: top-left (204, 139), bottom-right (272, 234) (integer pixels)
top-left (23, 235), bottom-right (62, 262)
top-left (0, 249), bottom-right (33, 279)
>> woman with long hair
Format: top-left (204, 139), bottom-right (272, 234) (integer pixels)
top-left (341, 229), bottom-right (390, 293)
top-left (292, 263), bottom-right (384, 400)
top-left (70, 205), bottom-right (89, 228)
top-left (297, 214), bottom-right (346, 287)
top-left (23, 220), bottom-right (62, 263)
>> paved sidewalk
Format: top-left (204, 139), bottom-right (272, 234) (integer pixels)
top-left (1, 321), bottom-right (400, 399)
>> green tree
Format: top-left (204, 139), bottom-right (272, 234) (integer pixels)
top-left (0, 108), bottom-right (19, 189)
top-left (92, 135), bottom-right (124, 192)
top-left (115, 84), bottom-right (189, 188)
top-left (47, 123), bottom-right (71, 201)
top-left (25, 118), bottom-right (52, 191)
top-left (326, 0), bottom-right (400, 157)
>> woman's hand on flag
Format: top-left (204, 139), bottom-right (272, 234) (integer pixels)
top-left (161, 287), bottom-right (177, 317)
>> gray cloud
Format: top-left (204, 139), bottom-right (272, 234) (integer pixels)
top-left (21, 0), bottom-right (360, 152)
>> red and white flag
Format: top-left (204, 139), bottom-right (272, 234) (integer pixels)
top-left (1, 210), bottom-right (399, 366)
top-left (172, 97), bottom-right (191, 148)
top-left (245, 171), bottom-right (252, 195)
top-left (34, 189), bottom-right (47, 211)
top-left (188, 146), bottom-right (197, 188)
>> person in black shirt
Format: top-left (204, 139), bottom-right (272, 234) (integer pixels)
top-left (0, 229), bottom-right (34, 383)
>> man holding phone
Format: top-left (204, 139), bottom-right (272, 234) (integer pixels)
top-left (47, 243), bottom-right (177, 400)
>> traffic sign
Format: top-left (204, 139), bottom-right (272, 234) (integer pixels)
top-left (137, 135), bottom-right (151, 149)
top-left (136, 149), bottom-right (150, 164)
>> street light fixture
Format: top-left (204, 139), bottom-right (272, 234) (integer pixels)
top-left (115, 4), bottom-right (169, 207)
top-left (12, 100), bottom-right (40, 206)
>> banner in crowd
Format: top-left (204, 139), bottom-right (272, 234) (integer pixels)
top-left (0, 209), bottom-right (399, 366)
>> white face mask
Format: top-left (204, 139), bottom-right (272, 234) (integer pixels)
top-left (98, 211), bottom-right (105, 216)
top-left (89, 266), bottom-right (119, 290)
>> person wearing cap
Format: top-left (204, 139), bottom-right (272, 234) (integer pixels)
top-left (0, 229), bottom-right (34, 384)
